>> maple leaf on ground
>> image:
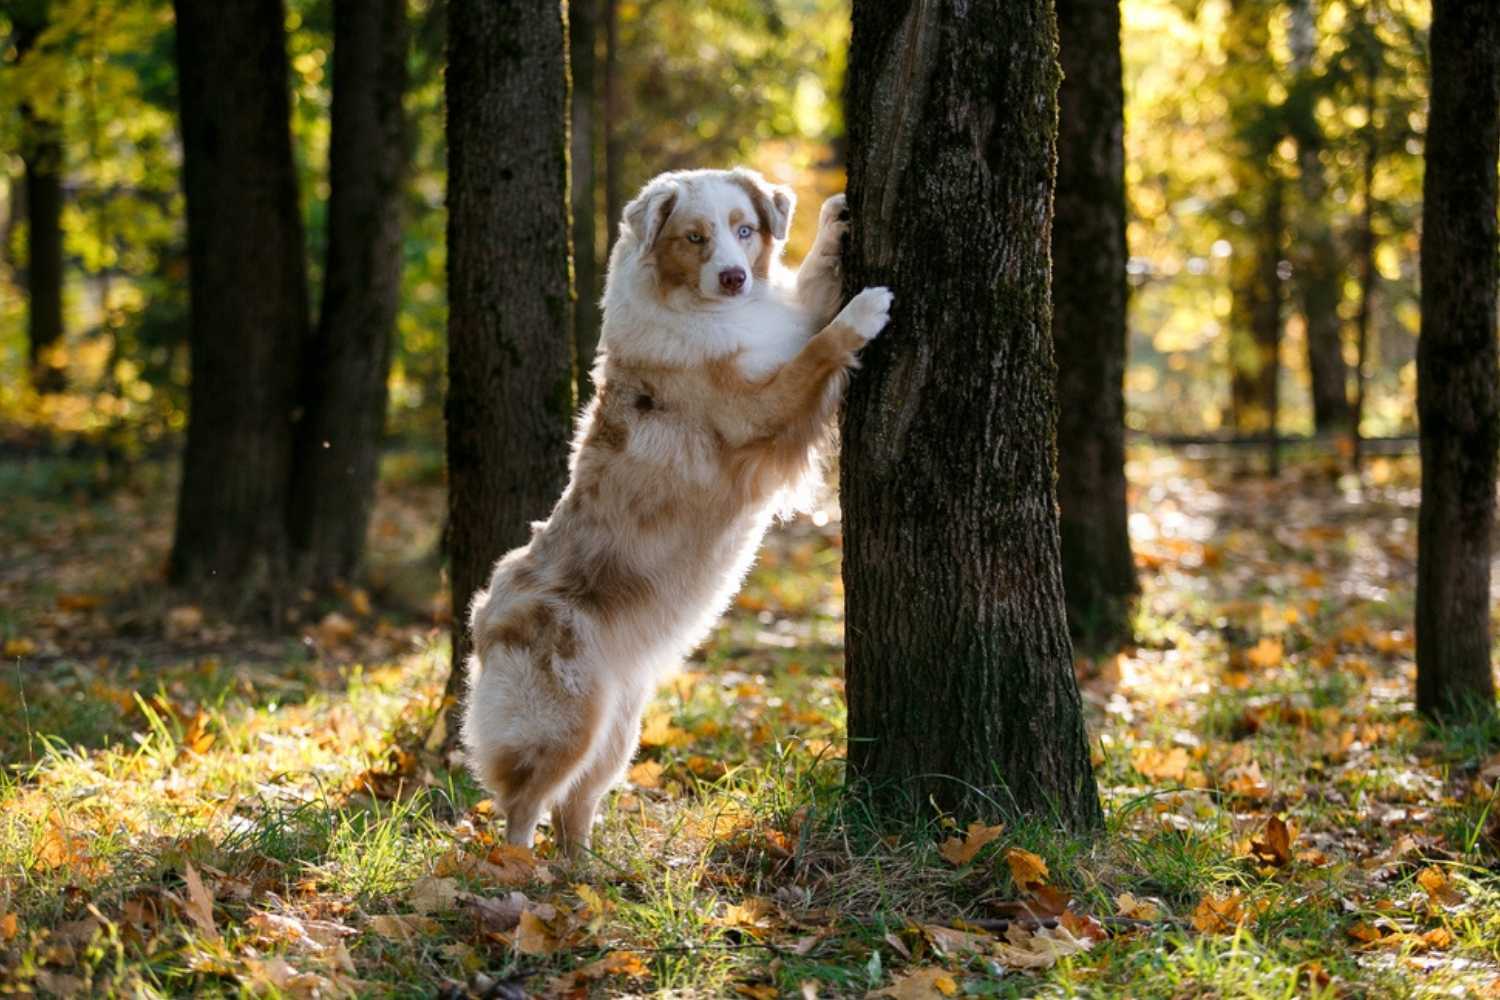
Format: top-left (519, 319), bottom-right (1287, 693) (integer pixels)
top-left (0, 912), bottom-right (17, 941)
top-left (515, 908), bottom-right (559, 955)
top-left (1416, 866), bottom-right (1464, 908)
top-left (545, 951), bottom-right (649, 995)
top-left (407, 876), bottom-right (460, 915)
top-left (992, 922), bottom-right (1093, 969)
top-left (1116, 893), bottom-right (1163, 921)
top-left (1003, 847), bottom-right (1049, 890)
top-left (1245, 637), bottom-right (1284, 670)
top-left (368, 914), bottom-right (440, 941)
top-left (920, 923), bottom-right (992, 957)
top-left (938, 821), bottom-right (1004, 866)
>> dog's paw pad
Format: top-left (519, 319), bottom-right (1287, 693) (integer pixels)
top-left (838, 286), bottom-right (893, 342)
top-left (817, 194), bottom-right (849, 243)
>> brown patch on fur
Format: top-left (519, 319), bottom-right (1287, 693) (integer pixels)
top-left (590, 414), bottom-right (629, 452)
top-left (554, 546), bottom-right (656, 625)
top-left (485, 750), bottom-right (537, 800)
top-left (633, 392), bottom-right (655, 413)
top-left (478, 601), bottom-right (580, 671)
top-left (635, 497), bottom-right (680, 533)
top-left (652, 214), bottom-right (713, 295)
top-left (481, 679), bottom-right (605, 809)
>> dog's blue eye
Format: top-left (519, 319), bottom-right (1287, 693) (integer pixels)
top-left (686, 233), bottom-right (704, 244)
top-left (738, 225), bottom-right (753, 239)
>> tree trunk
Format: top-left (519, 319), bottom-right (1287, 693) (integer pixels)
top-left (571, 0), bottom-right (602, 393)
top-left (1255, 181), bottom-right (1284, 476)
top-left (13, 4), bottom-right (65, 393)
top-left (1352, 47), bottom-right (1379, 474)
top-left (442, 0), bottom-right (574, 738)
top-left (1053, 0), bottom-right (1135, 648)
top-left (169, 0), bottom-right (310, 601)
top-left (840, 0), bottom-right (1102, 830)
top-left (602, 0), bottom-right (623, 250)
top-left (1415, 0), bottom-right (1499, 718)
top-left (1288, 0), bottom-right (1352, 437)
top-left (288, 0), bottom-right (409, 588)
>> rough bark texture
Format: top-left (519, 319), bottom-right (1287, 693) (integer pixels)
top-left (603, 0), bottom-right (623, 250)
top-left (443, 0), bottom-right (574, 723)
top-left (571, 0), bottom-right (602, 392)
top-left (13, 3), bottom-right (65, 393)
top-left (1415, 0), bottom-right (1499, 718)
top-left (1289, 0), bottom-right (1352, 436)
top-left (169, 0), bottom-right (310, 598)
top-left (841, 0), bottom-right (1103, 830)
top-left (288, 0), bottom-right (409, 587)
top-left (1053, 0), bottom-right (1135, 647)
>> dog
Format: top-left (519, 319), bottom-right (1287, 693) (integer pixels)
top-left (461, 166), bottom-right (892, 854)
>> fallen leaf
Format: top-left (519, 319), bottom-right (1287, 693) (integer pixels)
top-left (1191, 892), bottom-right (1244, 934)
top-left (639, 711), bottom-right (690, 749)
top-left (183, 862), bottom-right (217, 938)
top-left (733, 985), bottom-right (779, 1000)
top-left (920, 923), bottom-right (992, 957)
top-left (368, 913), bottom-right (440, 941)
top-left (164, 605), bottom-right (204, 640)
top-left (1004, 847), bottom-right (1049, 890)
top-left (1249, 816), bottom-right (1296, 867)
top-left (56, 593), bottom-right (102, 612)
top-left (869, 967), bottom-right (961, 999)
top-left (938, 821), bottom-right (1004, 866)
top-left (0, 912), bottom-right (17, 941)
top-left (1116, 893), bottom-right (1162, 921)
top-left (181, 712), bottom-right (215, 755)
top-left (515, 909), bottom-right (557, 955)
top-left (408, 876), bottom-right (460, 915)
top-left (628, 759), bottom-right (664, 788)
top-left (992, 922), bottom-right (1093, 969)
top-left (464, 891), bottom-right (531, 933)
top-left (1416, 866), bottom-right (1463, 908)
top-left (2, 637), bottom-right (37, 658)
top-left (545, 951), bottom-right (649, 994)
top-left (1246, 637), bottom-right (1284, 670)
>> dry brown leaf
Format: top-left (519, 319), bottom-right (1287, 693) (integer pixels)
top-left (1246, 637), bottom-right (1284, 669)
top-left (408, 876), bottom-right (460, 915)
top-left (1191, 892), bottom-right (1244, 934)
top-left (869, 967), bottom-right (961, 999)
top-left (992, 922), bottom-right (1093, 969)
top-left (1003, 847), bottom-right (1049, 889)
top-left (639, 711), bottom-right (690, 749)
top-left (183, 862), bottom-right (217, 938)
top-left (0, 912), bottom-right (17, 941)
top-left (3, 637), bottom-right (37, 658)
top-left (182, 712), bottom-right (215, 755)
top-left (938, 821), bottom-right (1004, 866)
top-left (733, 985), bottom-right (779, 1000)
top-left (545, 951), bottom-right (649, 994)
top-left (1249, 816), bottom-right (1296, 867)
top-left (56, 593), bottom-right (102, 612)
top-left (515, 909), bottom-right (558, 955)
top-left (368, 913), bottom-right (440, 941)
top-left (1223, 760), bottom-right (1272, 800)
top-left (920, 923), bottom-right (992, 957)
top-left (1416, 866), bottom-right (1464, 908)
top-left (1116, 893), bottom-right (1162, 921)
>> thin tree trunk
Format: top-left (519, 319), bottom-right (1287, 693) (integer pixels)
top-left (288, 0), bottom-right (409, 588)
top-left (442, 0), bottom-right (574, 743)
top-left (1289, 0), bottom-right (1352, 437)
top-left (1053, 0), bottom-right (1135, 647)
top-left (1351, 81), bottom-right (1378, 475)
top-left (1415, 0), bottom-right (1499, 718)
top-left (1257, 181), bottom-right (1284, 477)
top-left (169, 0), bottom-right (310, 602)
top-left (841, 0), bottom-right (1103, 830)
top-left (603, 0), bottom-right (623, 251)
top-left (13, 4), bottom-right (65, 393)
top-left (571, 0), bottom-right (602, 393)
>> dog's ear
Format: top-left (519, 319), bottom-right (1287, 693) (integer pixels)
top-left (623, 178), bottom-right (680, 251)
top-left (731, 168), bottom-right (794, 241)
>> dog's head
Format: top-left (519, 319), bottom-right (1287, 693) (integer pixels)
top-left (622, 168), bottom-right (794, 306)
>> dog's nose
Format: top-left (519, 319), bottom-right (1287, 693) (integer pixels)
top-left (718, 267), bottom-right (747, 294)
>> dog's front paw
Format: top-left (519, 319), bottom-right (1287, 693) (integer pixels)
top-left (836, 286), bottom-right (893, 343)
top-left (813, 194), bottom-right (848, 252)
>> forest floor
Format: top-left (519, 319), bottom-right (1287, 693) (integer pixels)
top-left (1, 449), bottom-right (1499, 998)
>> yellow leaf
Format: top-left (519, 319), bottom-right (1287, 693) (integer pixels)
top-left (368, 913), bottom-right (439, 941)
top-left (3, 637), bottom-right (37, 658)
top-left (515, 909), bottom-right (557, 955)
top-left (182, 712), bottom-right (215, 755)
top-left (1249, 816), bottom-right (1295, 867)
top-left (639, 711), bottom-right (689, 749)
top-left (1116, 893), bottom-right (1162, 921)
top-left (1132, 745), bottom-right (1192, 782)
top-left (1003, 847), bottom-right (1049, 889)
top-left (1246, 637), bottom-right (1284, 670)
top-left (0, 912), bottom-right (17, 941)
top-left (870, 967), bottom-right (963, 999)
top-left (1191, 892), bottom-right (1244, 934)
top-left (938, 821), bottom-right (1004, 866)
top-left (733, 985), bottom-right (779, 1000)
top-left (1416, 866), bottom-right (1464, 907)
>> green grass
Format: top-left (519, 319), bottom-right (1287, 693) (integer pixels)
top-left (2, 452), bottom-right (1499, 996)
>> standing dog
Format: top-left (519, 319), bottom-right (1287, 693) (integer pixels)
top-left (461, 167), bottom-right (891, 854)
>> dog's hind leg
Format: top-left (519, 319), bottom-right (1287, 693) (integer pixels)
top-left (553, 686), bottom-right (649, 857)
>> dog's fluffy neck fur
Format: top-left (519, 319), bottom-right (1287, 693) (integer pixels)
top-left (601, 231), bottom-right (816, 379)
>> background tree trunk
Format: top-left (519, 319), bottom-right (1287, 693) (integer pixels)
top-left (1289, 0), bottom-right (1352, 437)
top-left (571, 0), bottom-right (602, 393)
top-left (1415, 0), bottom-right (1499, 718)
top-left (1053, 0), bottom-right (1135, 647)
top-left (288, 0), bottom-right (409, 588)
top-left (442, 0), bottom-right (574, 739)
top-left (603, 0), bottom-right (623, 250)
top-left (840, 0), bottom-right (1102, 829)
top-left (169, 0), bottom-right (310, 600)
top-left (13, 2), bottom-right (66, 394)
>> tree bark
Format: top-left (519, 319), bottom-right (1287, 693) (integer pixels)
top-left (571, 0), bottom-right (602, 393)
top-left (841, 0), bottom-right (1103, 830)
top-left (1415, 0), bottom-right (1499, 718)
top-left (1053, 0), bottom-right (1135, 647)
top-left (1288, 0), bottom-right (1352, 436)
top-left (602, 0), bottom-right (623, 251)
top-left (288, 0), bottom-right (409, 588)
top-left (442, 0), bottom-right (574, 736)
top-left (169, 0), bottom-right (310, 601)
top-left (13, 3), bottom-right (66, 393)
